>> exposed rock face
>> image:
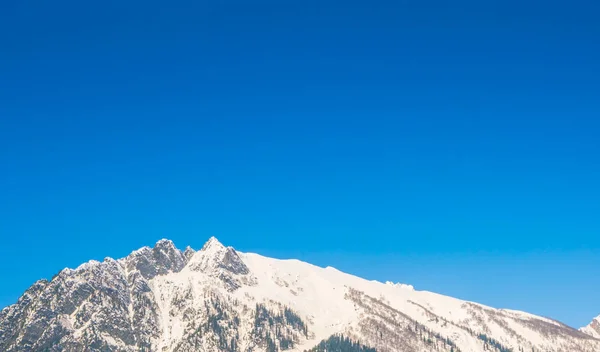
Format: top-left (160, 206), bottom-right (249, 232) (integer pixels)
top-left (122, 239), bottom-right (186, 280)
top-left (183, 246), bottom-right (195, 262)
top-left (186, 236), bottom-right (253, 291)
top-left (1, 237), bottom-right (599, 352)
top-left (0, 238), bottom-right (293, 352)
top-left (187, 236), bottom-right (250, 276)
top-left (0, 239), bottom-right (188, 351)
top-left (581, 315), bottom-right (600, 338)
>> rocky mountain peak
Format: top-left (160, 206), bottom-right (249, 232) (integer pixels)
top-left (186, 237), bottom-right (252, 291)
top-left (183, 245), bottom-right (195, 262)
top-left (581, 314), bottom-right (600, 338)
top-left (201, 236), bottom-right (225, 252)
top-left (120, 239), bottom-right (185, 279)
top-left (188, 237), bottom-right (249, 274)
top-left (154, 238), bottom-right (176, 250)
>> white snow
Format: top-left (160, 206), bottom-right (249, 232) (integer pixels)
top-left (74, 259), bottom-right (101, 271)
top-left (145, 239), bottom-right (598, 352)
top-left (580, 314), bottom-right (600, 338)
top-left (48, 236), bottom-right (599, 352)
top-left (385, 281), bottom-right (415, 290)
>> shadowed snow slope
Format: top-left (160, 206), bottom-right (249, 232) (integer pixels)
top-left (1, 237), bottom-right (598, 352)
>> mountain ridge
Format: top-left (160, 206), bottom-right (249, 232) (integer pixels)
top-left (1, 237), bottom-right (598, 352)
top-left (580, 315), bottom-right (600, 339)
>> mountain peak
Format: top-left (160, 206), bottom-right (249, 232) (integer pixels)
top-left (581, 314), bottom-right (600, 338)
top-left (187, 237), bottom-right (250, 289)
top-left (155, 238), bottom-right (175, 249)
top-left (119, 239), bottom-right (185, 279)
top-left (153, 238), bottom-right (182, 259)
top-left (201, 236), bottom-right (225, 252)
top-left (183, 245), bottom-right (195, 262)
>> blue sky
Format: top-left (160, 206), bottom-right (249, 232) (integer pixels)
top-left (1, 0), bottom-right (599, 328)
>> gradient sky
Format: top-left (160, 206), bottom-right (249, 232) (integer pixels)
top-left (1, 0), bottom-right (599, 328)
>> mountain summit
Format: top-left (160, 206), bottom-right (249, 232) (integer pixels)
top-left (1, 237), bottom-right (598, 352)
top-left (189, 236), bottom-right (249, 275)
top-left (201, 236), bottom-right (225, 251)
top-left (581, 314), bottom-right (600, 338)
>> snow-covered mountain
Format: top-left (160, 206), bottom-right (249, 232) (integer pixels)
top-left (581, 315), bottom-right (600, 339)
top-left (1, 237), bottom-right (598, 352)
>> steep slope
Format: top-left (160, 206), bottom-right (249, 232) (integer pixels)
top-left (581, 315), bottom-right (600, 338)
top-left (1, 237), bottom-right (598, 352)
top-left (0, 239), bottom-right (188, 351)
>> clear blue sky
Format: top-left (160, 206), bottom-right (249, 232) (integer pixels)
top-left (1, 0), bottom-right (599, 328)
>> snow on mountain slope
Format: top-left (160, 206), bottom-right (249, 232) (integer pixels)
top-left (1, 237), bottom-right (599, 352)
top-left (581, 315), bottom-right (600, 338)
top-left (232, 250), bottom-right (597, 352)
